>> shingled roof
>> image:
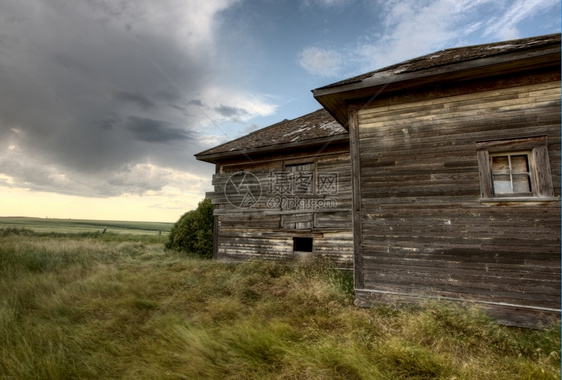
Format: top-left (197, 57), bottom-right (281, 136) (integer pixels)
top-left (314, 33), bottom-right (561, 126)
top-left (196, 34), bottom-right (559, 163)
top-left (316, 33), bottom-right (561, 90)
top-left (195, 108), bottom-right (347, 162)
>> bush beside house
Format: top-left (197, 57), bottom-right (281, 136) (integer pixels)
top-left (166, 198), bottom-right (214, 258)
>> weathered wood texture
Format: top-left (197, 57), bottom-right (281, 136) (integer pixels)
top-left (354, 290), bottom-right (558, 329)
top-left (206, 150), bottom-right (353, 267)
top-left (353, 76), bottom-right (561, 321)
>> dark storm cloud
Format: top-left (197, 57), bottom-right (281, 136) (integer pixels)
top-left (0, 0), bottom-right (241, 197)
top-left (154, 90), bottom-right (184, 104)
top-left (53, 52), bottom-right (92, 77)
top-left (114, 91), bottom-right (156, 111)
top-left (96, 114), bottom-right (121, 131)
top-left (126, 116), bottom-right (194, 143)
top-left (190, 99), bottom-right (204, 107)
top-left (215, 104), bottom-right (250, 120)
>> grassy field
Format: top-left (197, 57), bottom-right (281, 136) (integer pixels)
top-left (0, 229), bottom-right (559, 379)
top-left (0, 216), bottom-right (173, 235)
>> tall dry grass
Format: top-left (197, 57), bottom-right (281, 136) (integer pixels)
top-left (0, 229), bottom-right (559, 379)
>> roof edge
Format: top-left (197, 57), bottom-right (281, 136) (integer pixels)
top-left (313, 34), bottom-right (561, 126)
top-left (314, 44), bottom-right (560, 98)
top-left (314, 33), bottom-right (561, 93)
top-left (195, 134), bottom-right (349, 163)
top-left (194, 118), bottom-right (289, 158)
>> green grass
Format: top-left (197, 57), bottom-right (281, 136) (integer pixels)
top-left (0, 229), bottom-right (559, 379)
top-left (0, 216), bottom-right (173, 235)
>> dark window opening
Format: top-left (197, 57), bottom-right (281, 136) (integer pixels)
top-left (293, 237), bottom-right (313, 252)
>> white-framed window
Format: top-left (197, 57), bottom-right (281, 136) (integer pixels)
top-left (475, 136), bottom-right (556, 201)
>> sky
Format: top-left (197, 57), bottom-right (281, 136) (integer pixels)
top-left (0, 0), bottom-right (560, 222)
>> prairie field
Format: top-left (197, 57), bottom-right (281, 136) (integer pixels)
top-left (0, 227), bottom-right (559, 379)
top-left (0, 217), bottom-right (173, 235)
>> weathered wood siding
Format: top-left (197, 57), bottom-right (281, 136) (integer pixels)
top-left (352, 74), bottom-right (561, 325)
top-left (207, 148), bottom-right (353, 267)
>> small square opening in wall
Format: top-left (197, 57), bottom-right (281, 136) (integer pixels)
top-left (293, 237), bottom-right (313, 252)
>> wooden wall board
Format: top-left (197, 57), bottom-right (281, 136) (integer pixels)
top-left (352, 75), bottom-right (560, 327)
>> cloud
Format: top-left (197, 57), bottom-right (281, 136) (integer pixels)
top-left (298, 0), bottom-right (559, 76)
top-left (126, 116), bottom-right (194, 143)
top-left (113, 91), bottom-right (156, 110)
top-left (298, 47), bottom-right (343, 77)
top-left (483, 0), bottom-right (560, 40)
top-left (369, 0), bottom-right (560, 67)
top-left (197, 134), bottom-right (230, 149)
top-left (0, 139), bottom-right (207, 199)
top-left (357, 0), bottom-right (489, 69)
top-left (200, 87), bottom-right (278, 123)
top-left (0, 0), bottom-right (276, 201)
top-left (2, 0), bottom-right (557, 212)
top-left (106, 163), bottom-right (177, 195)
top-left (214, 105), bottom-right (250, 121)
top-left (303, 0), bottom-right (349, 6)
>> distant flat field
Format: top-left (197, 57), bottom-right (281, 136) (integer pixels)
top-left (0, 216), bottom-right (173, 235)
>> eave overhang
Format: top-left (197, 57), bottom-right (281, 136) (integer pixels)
top-left (195, 133), bottom-right (349, 164)
top-left (313, 44), bottom-right (561, 128)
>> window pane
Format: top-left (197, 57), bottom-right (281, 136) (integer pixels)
top-left (512, 174), bottom-right (531, 193)
top-left (491, 156), bottom-right (510, 173)
top-left (493, 174), bottom-right (512, 194)
top-left (476, 136), bottom-right (553, 199)
top-left (510, 155), bottom-right (529, 173)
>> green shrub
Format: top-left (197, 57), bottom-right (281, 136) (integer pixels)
top-left (165, 198), bottom-right (214, 257)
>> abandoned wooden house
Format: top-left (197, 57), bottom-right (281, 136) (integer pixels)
top-left (195, 109), bottom-right (354, 267)
top-left (195, 33), bottom-right (560, 326)
top-left (312, 33), bottom-right (561, 327)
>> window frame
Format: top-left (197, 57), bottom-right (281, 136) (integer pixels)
top-left (284, 161), bottom-right (316, 196)
top-left (282, 161), bottom-right (316, 230)
top-left (489, 151), bottom-right (533, 197)
top-left (475, 136), bottom-right (557, 202)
